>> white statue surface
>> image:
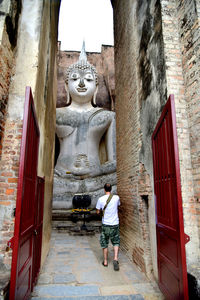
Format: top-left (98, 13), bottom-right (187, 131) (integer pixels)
top-left (53, 43), bottom-right (116, 209)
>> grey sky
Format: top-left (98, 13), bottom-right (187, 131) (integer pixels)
top-left (58, 0), bottom-right (114, 52)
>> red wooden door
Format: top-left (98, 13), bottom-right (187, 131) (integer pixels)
top-left (9, 87), bottom-right (40, 300)
top-left (32, 176), bottom-right (45, 289)
top-left (152, 95), bottom-right (189, 299)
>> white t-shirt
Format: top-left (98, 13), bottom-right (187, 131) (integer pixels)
top-left (96, 194), bottom-right (120, 225)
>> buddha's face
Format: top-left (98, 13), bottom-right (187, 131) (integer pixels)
top-left (68, 68), bottom-right (96, 104)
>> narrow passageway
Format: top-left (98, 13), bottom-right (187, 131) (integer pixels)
top-left (31, 230), bottom-right (164, 299)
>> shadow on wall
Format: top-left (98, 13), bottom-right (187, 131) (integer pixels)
top-left (54, 134), bottom-right (60, 167)
top-left (188, 273), bottom-right (200, 299)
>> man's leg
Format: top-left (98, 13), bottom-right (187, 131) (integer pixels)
top-left (103, 247), bottom-right (108, 266)
top-left (100, 225), bottom-right (109, 266)
top-left (113, 245), bottom-right (119, 270)
top-left (113, 245), bottom-right (119, 261)
top-left (111, 225), bottom-right (120, 271)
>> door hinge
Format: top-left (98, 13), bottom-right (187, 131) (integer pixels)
top-left (7, 236), bottom-right (14, 250)
top-left (184, 233), bottom-right (190, 244)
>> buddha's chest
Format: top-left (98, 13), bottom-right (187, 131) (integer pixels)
top-left (56, 109), bottom-right (112, 139)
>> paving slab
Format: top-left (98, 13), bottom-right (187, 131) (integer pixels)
top-left (100, 285), bottom-right (136, 296)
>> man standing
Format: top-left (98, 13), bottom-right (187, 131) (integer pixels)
top-left (96, 183), bottom-right (120, 271)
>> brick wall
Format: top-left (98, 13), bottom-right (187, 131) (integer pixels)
top-left (0, 2), bottom-right (19, 271)
top-left (176, 0), bottom-right (200, 279)
top-left (112, 0), bottom-right (200, 282)
top-left (112, 0), bottom-right (167, 279)
top-left (160, 0), bottom-right (199, 270)
top-left (0, 0), bottom-right (60, 274)
top-left (0, 120), bottom-right (22, 268)
top-left (0, 31), bottom-right (15, 159)
top-left (113, 0), bottom-right (141, 267)
top-left (0, 0), bottom-right (21, 159)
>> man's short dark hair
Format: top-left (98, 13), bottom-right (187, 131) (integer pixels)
top-left (104, 183), bottom-right (112, 192)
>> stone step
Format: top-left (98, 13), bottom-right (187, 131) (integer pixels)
top-left (31, 295), bottom-right (144, 299)
top-left (52, 219), bottom-right (101, 226)
top-left (52, 209), bottom-right (102, 235)
top-left (31, 283), bottom-right (144, 299)
top-left (52, 221), bottom-right (101, 236)
top-left (52, 209), bottom-right (101, 221)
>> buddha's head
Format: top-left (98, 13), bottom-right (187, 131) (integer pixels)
top-left (65, 42), bottom-right (98, 107)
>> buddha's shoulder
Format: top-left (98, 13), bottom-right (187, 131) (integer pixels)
top-left (56, 107), bottom-right (80, 124)
top-left (89, 108), bottom-right (115, 122)
top-left (56, 107), bottom-right (68, 117)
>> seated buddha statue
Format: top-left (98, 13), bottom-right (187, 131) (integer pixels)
top-left (55, 42), bottom-right (116, 178)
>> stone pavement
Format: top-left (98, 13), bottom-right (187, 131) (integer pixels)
top-left (31, 230), bottom-right (164, 299)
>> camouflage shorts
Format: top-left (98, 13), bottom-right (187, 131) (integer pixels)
top-left (100, 224), bottom-right (120, 248)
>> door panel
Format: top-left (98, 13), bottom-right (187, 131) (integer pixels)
top-left (32, 176), bottom-right (45, 289)
top-left (9, 87), bottom-right (40, 300)
top-left (152, 95), bottom-right (189, 299)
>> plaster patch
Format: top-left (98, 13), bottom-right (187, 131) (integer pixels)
top-left (8, 94), bottom-right (25, 119)
top-left (0, 205), bottom-right (13, 230)
top-left (0, 18), bottom-right (4, 41)
top-left (0, 0), bottom-right (11, 14)
top-left (140, 90), bottom-right (160, 174)
top-left (21, 0), bottom-right (42, 41)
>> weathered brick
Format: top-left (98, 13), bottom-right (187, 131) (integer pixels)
top-left (8, 178), bottom-right (18, 183)
top-left (0, 201), bottom-right (12, 206)
top-left (1, 172), bottom-right (13, 177)
top-left (6, 189), bottom-right (14, 195)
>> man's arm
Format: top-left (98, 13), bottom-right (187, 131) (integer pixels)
top-left (96, 198), bottom-right (101, 215)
